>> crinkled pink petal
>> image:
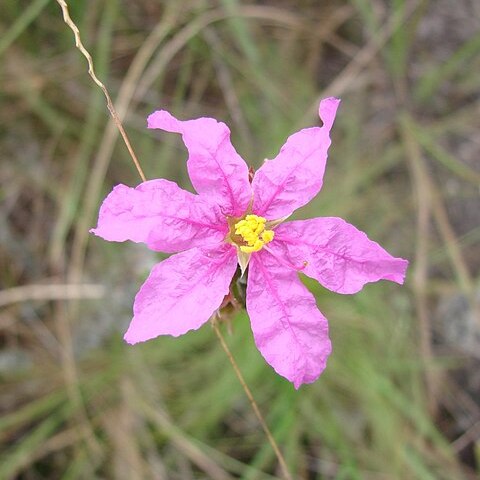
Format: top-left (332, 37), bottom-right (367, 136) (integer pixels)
top-left (90, 179), bottom-right (227, 253)
top-left (252, 97), bottom-right (340, 219)
top-left (273, 217), bottom-right (409, 294)
top-left (147, 110), bottom-right (252, 217)
top-left (125, 244), bottom-right (237, 343)
top-left (246, 250), bottom-right (332, 389)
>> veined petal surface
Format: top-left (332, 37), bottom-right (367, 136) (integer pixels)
top-left (90, 179), bottom-right (227, 253)
top-left (247, 250), bottom-right (331, 389)
top-left (125, 244), bottom-right (237, 343)
top-left (148, 110), bottom-right (252, 216)
top-left (273, 217), bottom-right (409, 294)
top-left (252, 97), bottom-right (340, 219)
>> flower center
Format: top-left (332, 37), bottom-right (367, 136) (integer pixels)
top-left (233, 214), bottom-right (274, 253)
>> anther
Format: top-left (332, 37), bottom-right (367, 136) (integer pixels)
top-left (233, 214), bottom-right (274, 253)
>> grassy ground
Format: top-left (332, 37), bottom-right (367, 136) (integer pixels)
top-left (1, 0), bottom-right (480, 478)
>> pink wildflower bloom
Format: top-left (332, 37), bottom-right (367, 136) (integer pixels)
top-left (91, 98), bottom-right (408, 388)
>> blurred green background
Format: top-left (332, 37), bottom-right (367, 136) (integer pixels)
top-left (1, 0), bottom-right (480, 478)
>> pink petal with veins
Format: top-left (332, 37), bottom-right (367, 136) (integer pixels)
top-left (147, 110), bottom-right (252, 216)
top-left (90, 179), bottom-right (227, 253)
top-left (247, 250), bottom-right (332, 388)
top-left (273, 217), bottom-right (409, 294)
top-left (125, 244), bottom-right (237, 343)
top-left (252, 97), bottom-right (340, 219)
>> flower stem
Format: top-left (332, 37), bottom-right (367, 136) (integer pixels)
top-left (55, 0), bottom-right (146, 183)
top-left (211, 319), bottom-right (293, 480)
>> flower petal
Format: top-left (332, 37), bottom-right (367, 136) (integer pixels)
top-left (252, 97), bottom-right (340, 219)
top-left (246, 250), bottom-right (332, 388)
top-left (147, 110), bottom-right (252, 216)
top-left (273, 217), bottom-right (409, 294)
top-left (125, 244), bottom-right (237, 343)
top-left (91, 179), bottom-right (227, 253)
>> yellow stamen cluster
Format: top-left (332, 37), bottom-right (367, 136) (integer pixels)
top-left (234, 215), bottom-right (274, 253)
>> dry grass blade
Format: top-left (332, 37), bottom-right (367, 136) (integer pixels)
top-left (136, 4), bottom-right (354, 102)
top-left (400, 114), bottom-right (438, 416)
top-left (101, 378), bottom-right (146, 480)
top-left (429, 183), bottom-right (476, 297)
top-left (0, 283), bottom-right (105, 307)
top-left (452, 420), bottom-right (480, 454)
top-left (127, 382), bottom-right (234, 480)
top-left (203, 27), bottom-right (251, 144)
top-left (303, 0), bottom-right (422, 122)
top-left (402, 116), bottom-right (478, 318)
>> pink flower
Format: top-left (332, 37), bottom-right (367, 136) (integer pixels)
top-left (91, 98), bottom-right (408, 388)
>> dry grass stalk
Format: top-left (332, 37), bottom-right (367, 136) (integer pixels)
top-left (0, 283), bottom-right (105, 307)
top-left (55, 0), bottom-right (146, 183)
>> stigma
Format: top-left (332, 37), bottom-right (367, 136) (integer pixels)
top-left (234, 215), bottom-right (274, 253)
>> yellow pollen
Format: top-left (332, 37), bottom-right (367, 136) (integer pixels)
top-left (234, 215), bottom-right (274, 253)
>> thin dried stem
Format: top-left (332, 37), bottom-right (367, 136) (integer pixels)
top-left (55, 0), bottom-right (146, 182)
top-left (211, 319), bottom-right (293, 480)
top-left (67, 5), bottom-right (179, 285)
